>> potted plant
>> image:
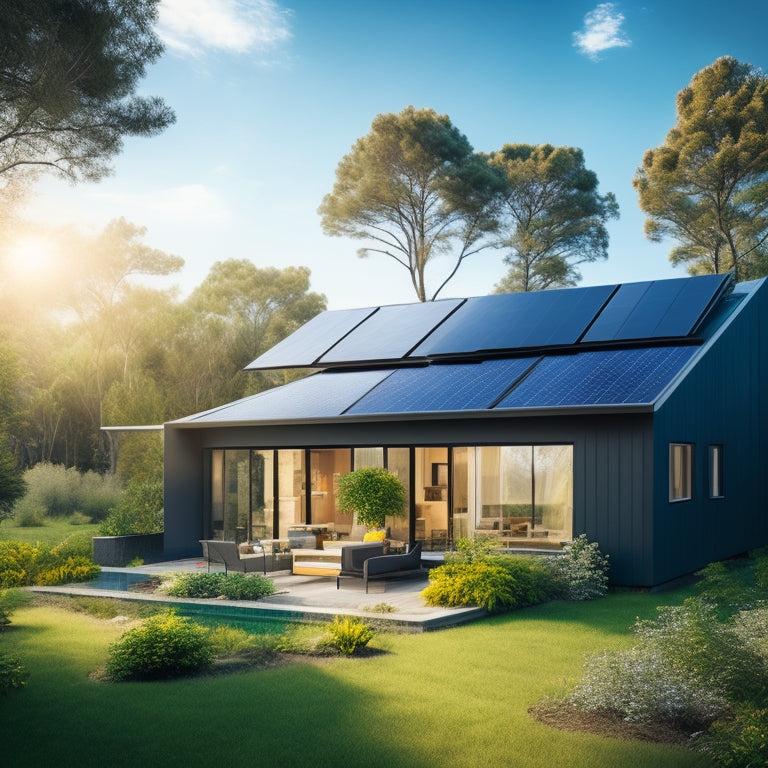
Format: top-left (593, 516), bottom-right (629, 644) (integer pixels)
top-left (336, 467), bottom-right (407, 531)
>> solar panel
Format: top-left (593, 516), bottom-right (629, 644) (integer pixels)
top-left (410, 284), bottom-right (616, 358)
top-left (495, 346), bottom-right (699, 409)
top-left (186, 369), bottom-right (393, 422)
top-left (318, 298), bottom-right (463, 365)
top-left (582, 273), bottom-right (730, 343)
top-left (245, 307), bottom-right (376, 369)
top-left (346, 358), bottom-right (539, 415)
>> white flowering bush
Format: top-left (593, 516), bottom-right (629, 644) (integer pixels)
top-left (569, 643), bottom-right (728, 727)
top-left (568, 597), bottom-right (768, 729)
top-left (551, 534), bottom-right (609, 600)
top-left (731, 604), bottom-right (768, 663)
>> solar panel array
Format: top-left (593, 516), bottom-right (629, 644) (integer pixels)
top-left (245, 273), bottom-right (732, 370)
top-left (172, 273), bottom-right (738, 423)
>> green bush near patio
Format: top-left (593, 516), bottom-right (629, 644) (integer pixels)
top-left (105, 612), bottom-right (213, 681)
top-left (0, 540), bottom-right (100, 587)
top-left (322, 615), bottom-right (375, 655)
top-left (164, 571), bottom-right (276, 600)
top-left (424, 547), bottom-right (562, 611)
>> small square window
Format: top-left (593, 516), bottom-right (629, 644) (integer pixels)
top-left (669, 443), bottom-right (693, 502)
top-left (709, 445), bottom-right (724, 499)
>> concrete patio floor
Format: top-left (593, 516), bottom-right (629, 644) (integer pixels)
top-left (33, 558), bottom-right (486, 631)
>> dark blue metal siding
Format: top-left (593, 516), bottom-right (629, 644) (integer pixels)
top-left (651, 280), bottom-right (768, 585)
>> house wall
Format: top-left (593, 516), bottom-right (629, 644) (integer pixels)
top-left (652, 280), bottom-right (768, 585)
top-left (164, 413), bottom-right (657, 585)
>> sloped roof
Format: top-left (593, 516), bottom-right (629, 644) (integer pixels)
top-left (174, 273), bottom-right (753, 427)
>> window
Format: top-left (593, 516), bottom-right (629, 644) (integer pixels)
top-left (669, 443), bottom-right (693, 501)
top-left (709, 445), bottom-right (724, 499)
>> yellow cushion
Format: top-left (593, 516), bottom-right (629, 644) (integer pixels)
top-left (363, 530), bottom-right (386, 542)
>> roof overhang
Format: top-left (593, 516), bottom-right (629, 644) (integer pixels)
top-left (165, 402), bottom-right (655, 430)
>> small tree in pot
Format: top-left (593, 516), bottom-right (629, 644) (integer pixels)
top-left (336, 467), bottom-right (406, 531)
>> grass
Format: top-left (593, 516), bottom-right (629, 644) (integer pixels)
top-left (0, 519), bottom-right (101, 547)
top-left (2, 589), bottom-right (712, 768)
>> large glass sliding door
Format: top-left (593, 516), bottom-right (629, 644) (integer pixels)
top-left (210, 442), bottom-right (572, 549)
top-left (454, 445), bottom-right (573, 545)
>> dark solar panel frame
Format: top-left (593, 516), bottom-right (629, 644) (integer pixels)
top-left (495, 346), bottom-right (699, 409)
top-left (582, 273), bottom-right (731, 343)
top-left (346, 358), bottom-right (540, 415)
top-left (189, 369), bottom-right (393, 421)
top-left (318, 298), bottom-right (464, 365)
top-left (410, 284), bottom-right (617, 358)
top-left (245, 306), bottom-right (377, 369)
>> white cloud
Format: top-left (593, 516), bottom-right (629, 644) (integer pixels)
top-left (157, 0), bottom-right (292, 57)
top-left (573, 3), bottom-right (631, 60)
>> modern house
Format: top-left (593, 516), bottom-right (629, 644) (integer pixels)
top-left (163, 272), bottom-right (768, 587)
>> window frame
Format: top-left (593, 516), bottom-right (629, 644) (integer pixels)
top-left (708, 444), bottom-right (724, 499)
top-left (669, 442), bottom-right (694, 503)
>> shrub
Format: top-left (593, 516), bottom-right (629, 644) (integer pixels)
top-left (13, 463), bottom-right (120, 522)
top-left (52, 531), bottom-right (94, 559)
top-left (105, 613), bottom-right (213, 681)
top-left (568, 643), bottom-right (728, 729)
top-left (14, 507), bottom-right (45, 527)
top-left (423, 555), bottom-right (559, 613)
top-left (0, 652), bottom-right (26, 693)
top-left (550, 535), bottom-right (609, 600)
top-left (0, 540), bottom-right (99, 587)
top-left (164, 572), bottom-right (276, 601)
top-left (323, 616), bottom-right (374, 656)
top-left (634, 599), bottom-right (768, 705)
top-left (36, 556), bottom-right (101, 586)
top-left (422, 562), bottom-right (517, 612)
top-left (702, 707), bottom-right (768, 768)
top-left (567, 597), bottom-right (768, 730)
top-left (98, 479), bottom-right (163, 536)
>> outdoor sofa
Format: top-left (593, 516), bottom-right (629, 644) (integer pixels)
top-left (336, 542), bottom-right (426, 592)
top-left (199, 540), bottom-right (265, 574)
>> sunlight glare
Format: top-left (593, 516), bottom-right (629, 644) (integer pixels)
top-left (2, 235), bottom-right (58, 280)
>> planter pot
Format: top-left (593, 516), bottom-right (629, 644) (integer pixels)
top-left (92, 533), bottom-right (164, 567)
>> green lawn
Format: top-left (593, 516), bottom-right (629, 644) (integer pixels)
top-left (2, 590), bottom-right (712, 768)
top-left (0, 519), bottom-right (101, 547)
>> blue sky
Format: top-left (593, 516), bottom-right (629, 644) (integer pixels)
top-left (14, 0), bottom-right (768, 309)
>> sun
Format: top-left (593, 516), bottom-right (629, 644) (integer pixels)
top-left (2, 235), bottom-right (58, 280)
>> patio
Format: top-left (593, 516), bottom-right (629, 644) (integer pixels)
top-left (32, 558), bottom-right (486, 631)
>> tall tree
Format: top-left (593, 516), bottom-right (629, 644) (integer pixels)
top-left (319, 106), bottom-right (502, 301)
top-left (165, 260), bottom-right (327, 415)
top-left (489, 144), bottom-right (619, 293)
top-left (0, 0), bottom-right (174, 192)
top-left (633, 57), bottom-right (768, 281)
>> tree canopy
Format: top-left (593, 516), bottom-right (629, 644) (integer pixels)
top-left (633, 57), bottom-right (768, 281)
top-left (0, 0), bottom-right (174, 192)
top-left (489, 144), bottom-right (619, 293)
top-left (318, 106), bottom-right (502, 302)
